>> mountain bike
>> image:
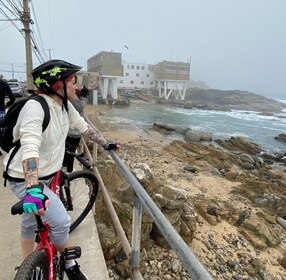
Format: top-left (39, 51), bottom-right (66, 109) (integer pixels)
top-left (11, 151), bottom-right (99, 279)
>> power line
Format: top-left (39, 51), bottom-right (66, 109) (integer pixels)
top-left (0, 68), bottom-right (25, 73)
top-left (0, 0), bottom-right (52, 82)
top-left (0, 1), bottom-right (23, 35)
top-left (0, 60), bottom-right (25, 66)
top-left (30, 1), bottom-right (45, 51)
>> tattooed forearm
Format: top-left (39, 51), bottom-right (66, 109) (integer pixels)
top-left (23, 157), bottom-right (39, 188)
top-left (83, 126), bottom-right (107, 147)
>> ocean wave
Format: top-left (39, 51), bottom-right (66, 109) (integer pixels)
top-left (213, 131), bottom-right (250, 139)
top-left (99, 116), bottom-right (152, 128)
top-left (98, 103), bottom-right (286, 152)
top-left (275, 99), bottom-right (286, 104)
top-left (168, 106), bottom-right (286, 123)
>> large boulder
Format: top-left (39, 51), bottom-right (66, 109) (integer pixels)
top-left (215, 137), bottom-right (263, 155)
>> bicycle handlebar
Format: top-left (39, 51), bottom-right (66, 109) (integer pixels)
top-left (65, 150), bottom-right (91, 169)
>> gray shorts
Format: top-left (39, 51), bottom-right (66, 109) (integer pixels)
top-left (8, 179), bottom-right (72, 246)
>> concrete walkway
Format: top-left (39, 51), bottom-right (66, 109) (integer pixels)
top-left (0, 152), bottom-right (109, 279)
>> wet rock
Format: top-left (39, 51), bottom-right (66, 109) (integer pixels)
top-left (184, 130), bottom-right (212, 142)
top-left (215, 137), bottom-right (263, 155)
top-left (274, 133), bottom-right (286, 143)
top-left (153, 122), bottom-right (177, 132)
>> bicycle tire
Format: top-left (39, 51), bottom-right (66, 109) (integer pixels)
top-left (60, 170), bottom-right (99, 233)
top-left (14, 250), bottom-right (49, 280)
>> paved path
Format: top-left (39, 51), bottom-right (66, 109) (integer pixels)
top-left (0, 153), bottom-right (109, 279)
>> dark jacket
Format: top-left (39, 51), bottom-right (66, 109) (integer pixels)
top-left (0, 80), bottom-right (15, 111)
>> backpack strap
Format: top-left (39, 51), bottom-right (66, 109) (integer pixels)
top-left (32, 95), bottom-right (50, 131)
top-left (3, 95), bottom-right (50, 186)
top-left (4, 141), bottom-right (20, 187)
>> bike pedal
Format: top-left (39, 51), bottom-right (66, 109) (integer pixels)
top-left (62, 246), bottom-right (82, 260)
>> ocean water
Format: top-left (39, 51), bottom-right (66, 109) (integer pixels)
top-left (99, 100), bottom-right (286, 153)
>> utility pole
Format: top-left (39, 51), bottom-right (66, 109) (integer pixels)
top-left (45, 48), bottom-right (55, 60)
top-left (11, 63), bottom-right (14, 79)
top-left (22, 0), bottom-right (33, 89)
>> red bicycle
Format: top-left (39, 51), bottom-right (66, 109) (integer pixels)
top-left (11, 151), bottom-right (99, 279)
top-left (12, 199), bottom-right (82, 279)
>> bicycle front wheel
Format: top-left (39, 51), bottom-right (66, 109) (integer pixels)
top-left (14, 251), bottom-right (49, 280)
top-left (60, 170), bottom-right (99, 233)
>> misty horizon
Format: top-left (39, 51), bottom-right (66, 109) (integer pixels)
top-left (0, 0), bottom-right (285, 99)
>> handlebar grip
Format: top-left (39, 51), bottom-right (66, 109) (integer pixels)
top-left (11, 199), bottom-right (24, 215)
top-left (76, 155), bottom-right (91, 169)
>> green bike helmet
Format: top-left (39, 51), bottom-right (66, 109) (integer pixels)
top-left (31, 59), bottom-right (82, 91)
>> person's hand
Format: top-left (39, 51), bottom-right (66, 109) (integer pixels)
top-left (23, 184), bottom-right (49, 215)
top-left (104, 141), bottom-right (121, 152)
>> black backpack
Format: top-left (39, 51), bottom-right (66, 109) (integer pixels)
top-left (0, 95), bottom-right (50, 185)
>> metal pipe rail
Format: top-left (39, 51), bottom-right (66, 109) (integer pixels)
top-left (83, 118), bottom-right (214, 280)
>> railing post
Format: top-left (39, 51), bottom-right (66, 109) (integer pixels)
top-left (130, 195), bottom-right (144, 280)
top-left (93, 141), bottom-right (97, 165)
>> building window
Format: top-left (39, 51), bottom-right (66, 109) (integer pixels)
top-left (136, 73), bottom-right (139, 77)
top-left (141, 66), bottom-right (145, 70)
top-left (119, 80), bottom-right (123, 83)
top-left (130, 80), bottom-right (134, 84)
top-left (136, 66), bottom-right (140, 69)
top-left (125, 72), bottom-right (129, 76)
top-left (146, 74), bottom-right (149, 77)
top-left (131, 65), bottom-right (135, 69)
top-left (127, 65), bottom-right (129, 69)
top-left (141, 81), bottom-right (144, 85)
top-left (150, 81), bottom-right (153, 85)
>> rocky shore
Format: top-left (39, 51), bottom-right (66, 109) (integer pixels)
top-left (85, 103), bottom-right (286, 280)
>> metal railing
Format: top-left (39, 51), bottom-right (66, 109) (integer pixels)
top-left (82, 117), bottom-right (214, 280)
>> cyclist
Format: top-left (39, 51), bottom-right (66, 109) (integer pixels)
top-left (63, 85), bottom-right (89, 173)
top-left (3, 59), bottom-right (120, 280)
top-left (0, 77), bottom-right (15, 118)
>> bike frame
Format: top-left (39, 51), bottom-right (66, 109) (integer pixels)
top-left (34, 216), bottom-right (59, 280)
top-left (34, 170), bottom-right (63, 280)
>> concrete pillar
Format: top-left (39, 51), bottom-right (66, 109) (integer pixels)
top-left (92, 90), bottom-right (98, 105)
top-left (101, 78), bottom-right (108, 99)
top-left (112, 78), bottom-right (118, 99)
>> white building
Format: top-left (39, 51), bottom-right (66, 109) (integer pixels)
top-left (87, 51), bottom-right (191, 100)
top-left (118, 61), bottom-right (155, 89)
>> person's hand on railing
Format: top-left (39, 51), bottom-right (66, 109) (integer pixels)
top-left (104, 141), bottom-right (121, 152)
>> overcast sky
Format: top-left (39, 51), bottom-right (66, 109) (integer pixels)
top-left (0, 0), bottom-right (285, 98)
